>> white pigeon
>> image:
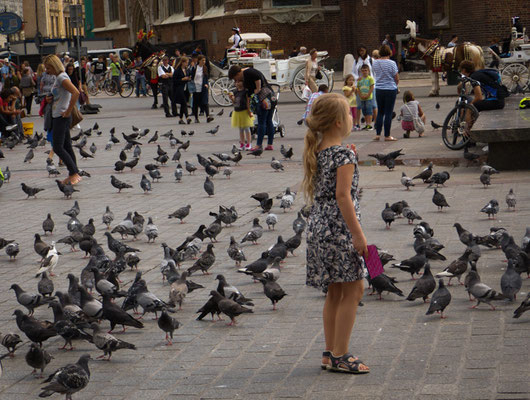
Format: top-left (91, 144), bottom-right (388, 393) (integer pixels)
top-left (265, 213), bottom-right (278, 230)
top-left (36, 242), bottom-right (59, 277)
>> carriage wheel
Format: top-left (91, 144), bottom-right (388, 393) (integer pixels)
top-left (292, 67), bottom-right (332, 102)
top-left (211, 77), bottom-right (235, 107)
top-left (501, 63), bottom-right (529, 93)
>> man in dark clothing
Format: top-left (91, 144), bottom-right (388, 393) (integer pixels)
top-left (228, 65), bottom-right (275, 151)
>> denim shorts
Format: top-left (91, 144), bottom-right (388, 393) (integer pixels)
top-left (359, 100), bottom-right (373, 116)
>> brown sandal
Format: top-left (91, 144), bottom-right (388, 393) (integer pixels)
top-left (384, 137), bottom-right (398, 141)
top-left (372, 136), bottom-right (381, 141)
top-left (69, 174), bottom-right (82, 185)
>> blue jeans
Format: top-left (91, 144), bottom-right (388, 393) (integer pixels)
top-left (375, 88), bottom-right (397, 137)
top-left (256, 106), bottom-right (274, 147)
top-left (135, 75), bottom-right (147, 96)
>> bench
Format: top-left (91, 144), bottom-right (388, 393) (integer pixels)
top-left (469, 96), bottom-right (530, 170)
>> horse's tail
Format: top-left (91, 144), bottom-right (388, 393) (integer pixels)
top-left (473, 45), bottom-right (485, 69)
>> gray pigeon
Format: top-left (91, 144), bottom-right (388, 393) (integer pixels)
top-left (435, 249), bottom-right (472, 285)
top-left (406, 264), bottom-right (436, 302)
top-left (140, 174), bottom-right (152, 194)
top-left (412, 162), bottom-right (433, 182)
top-left (381, 203), bottom-right (396, 229)
top-left (513, 293), bottom-right (530, 318)
top-left (10, 284), bottom-right (53, 315)
top-left (209, 290), bottom-right (253, 326)
top-left (227, 236), bottom-right (246, 266)
top-left (42, 214), bottom-right (55, 235)
top-left (479, 171), bottom-right (491, 188)
top-left (110, 175), bottom-right (133, 192)
top-left (292, 211), bottom-right (306, 234)
top-left (500, 260), bottom-right (522, 301)
top-left (157, 309), bottom-right (180, 345)
top-left (241, 218), bottom-right (263, 245)
top-left (39, 354), bottom-right (91, 398)
top-left (37, 272), bottom-right (54, 297)
top-left (425, 279), bottom-right (451, 318)
top-left (25, 343), bottom-right (53, 378)
top-left (168, 205), bottom-right (191, 223)
top-left (271, 157), bottom-right (284, 172)
top-left (370, 274), bottom-right (404, 300)
top-left (505, 189), bottom-right (516, 211)
top-left (145, 217), bottom-right (158, 243)
top-left (402, 207), bottom-right (422, 224)
top-left (401, 172), bottom-right (415, 190)
top-left (102, 206), bottom-right (114, 229)
top-left (266, 213), bottom-right (278, 230)
top-left (24, 149), bottom-right (34, 163)
top-left (432, 188), bottom-right (450, 211)
top-left (257, 276), bottom-right (287, 310)
top-left (91, 323), bottom-right (135, 360)
top-left (468, 279), bottom-right (506, 310)
top-left (174, 164), bottom-right (183, 182)
top-left (480, 199), bottom-right (499, 219)
top-left (21, 183), bottom-right (45, 198)
top-left (204, 176), bottom-right (214, 197)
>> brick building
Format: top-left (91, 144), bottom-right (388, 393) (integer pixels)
top-left (90, 0), bottom-right (529, 66)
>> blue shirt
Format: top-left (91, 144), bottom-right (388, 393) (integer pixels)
top-left (0, 65), bottom-right (10, 82)
top-left (372, 59), bottom-right (398, 90)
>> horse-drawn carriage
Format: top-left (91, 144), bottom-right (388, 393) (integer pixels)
top-left (209, 33), bottom-right (335, 106)
top-left (493, 26), bottom-right (530, 93)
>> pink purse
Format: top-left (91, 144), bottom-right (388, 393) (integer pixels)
top-left (363, 244), bottom-right (384, 279)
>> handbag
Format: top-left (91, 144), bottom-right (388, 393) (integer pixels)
top-left (70, 106), bottom-right (84, 128)
top-left (404, 103), bottom-right (425, 134)
top-left (78, 91), bottom-right (87, 105)
top-left (315, 69), bottom-right (323, 80)
top-left (363, 244), bottom-right (384, 279)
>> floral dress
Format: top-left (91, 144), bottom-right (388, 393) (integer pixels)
top-left (306, 145), bottom-right (365, 292)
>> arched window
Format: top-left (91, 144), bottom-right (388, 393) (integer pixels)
top-left (168, 0), bottom-right (184, 15)
top-left (108, 0), bottom-right (119, 22)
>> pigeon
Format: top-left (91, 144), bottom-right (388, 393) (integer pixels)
top-left (114, 160), bottom-right (125, 172)
top-left (259, 197), bottom-right (273, 213)
top-left (21, 183), bottom-right (45, 198)
top-left (140, 174), bottom-right (152, 194)
top-left (196, 294), bottom-right (222, 321)
top-left (39, 353), bottom-right (91, 398)
top-left (172, 148), bottom-right (181, 162)
top-left (431, 121), bottom-right (441, 130)
top-left (157, 310), bottom-right (180, 345)
top-left (435, 102), bottom-right (440, 110)
top-left (89, 142), bottom-right (97, 154)
top-left (216, 274), bottom-right (253, 306)
top-left (368, 149), bottom-right (404, 165)
top-left (479, 171), bottom-right (491, 188)
top-left (435, 249), bottom-right (472, 285)
top-left (209, 290), bottom-right (253, 326)
top-left (104, 232), bottom-right (140, 258)
top-left (481, 164), bottom-right (499, 174)
top-left (231, 151), bottom-right (242, 165)
top-left (101, 294), bottom-right (144, 332)
top-left (204, 176), bottom-right (215, 197)
top-left (391, 251), bottom-right (427, 280)
top-left (271, 157), bottom-right (284, 171)
top-left (48, 301), bottom-right (93, 350)
top-left (401, 172), bottom-right (415, 190)
top-left (148, 131), bottom-right (159, 143)
top-left (522, 228), bottom-right (530, 252)
top-left (406, 264), bottom-right (436, 302)
top-left (25, 343), bottom-right (53, 378)
top-left (110, 175), bottom-right (133, 192)
top-left (11, 283), bottom-right (54, 315)
top-left (402, 207), bottom-right (422, 224)
top-left (13, 309), bottom-right (57, 346)
top-left (241, 218), bottom-right (263, 244)
top-left (187, 243), bottom-right (216, 276)
top-left (480, 199), bottom-right (499, 219)
top-left (204, 215), bottom-right (223, 242)
top-left (390, 200), bottom-right (408, 217)
top-left (185, 160), bottom-right (197, 175)
top-left (292, 212), bottom-right (306, 234)
top-left (412, 162), bottom-right (433, 182)
top-left (24, 149), bottom-right (34, 163)
top-left (426, 171), bottom-right (450, 187)
top-left (91, 268), bottom-right (127, 299)
top-left (90, 323), bottom-right (135, 360)
top-left (56, 180), bottom-right (79, 199)
top-left (205, 163), bottom-right (219, 178)
top-left (285, 232), bottom-right (302, 256)
top-left (425, 279), bottom-right (451, 318)
top-left (0, 332), bottom-right (22, 357)
top-left (249, 147), bottom-right (263, 157)
top-left (125, 157), bottom-right (139, 170)
top-left (505, 189), bottom-right (516, 211)
top-left (63, 201), bottom-right (81, 218)
top-left (280, 189), bottom-right (295, 212)
top-left (216, 109), bottom-right (224, 116)
top-left (168, 205), bottom-right (191, 223)
top-left (381, 203), bottom-right (396, 229)
top-left (101, 206), bottom-right (114, 229)
top-left (206, 125), bottom-right (219, 135)
top-left (513, 293), bottom-right (530, 318)
top-left (133, 144), bottom-right (141, 158)
top-left (34, 233), bottom-right (52, 260)
top-left (280, 144), bottom-right (293, 160)
top-left (42, 214), bottom-right (55, 235)
top-left (223, 167), bottom-right (232, 179)
top-left (2, 166), bottom-right (10, 182)
top-left (227, 236), bottom-right (246, 266)
top-left (463, 146), bottom-right (480, 163)
top-left (500, 260), bottom-right (522, 301)
top-left (169, 272), bottom-right (189, 309)
top-left (266, 213), bottom-right (278, 230)
top-left (174, 164), bottom-right (183, 182)
top-left (238, 252), bottom-right (270, 277)
top-left (432, 188), bottom-right (450, 211)
top-left (46, 162), bottom-right (61, 177)
top-left (37, 272), bottom-right (54, 297)
top-left (144, 217), bottom-right (158, 243)
top-left (178, 140), bottom-right (190, 151)
top-left (257, 276), bottom-right (287, 310)
top-left (370, 274), bottom-right (404, 300)
top-left (468, 276), bottom-right (506, 310)
top-left (79, 148), bottom-right (94, 159)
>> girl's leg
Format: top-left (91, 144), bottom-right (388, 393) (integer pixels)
top-left (245, 128), bottom-right (251, 147)
top-left (332, 280), bottom-right (364, 356)
top-left (323, 283), bottom-right (343, 364)
top-left (383, 90), bottom-right (397, 137)
top-left (239, 128), bottom-right (245, 144)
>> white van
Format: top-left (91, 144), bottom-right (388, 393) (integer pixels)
top-left (87, 48), bottom-right (133, 63)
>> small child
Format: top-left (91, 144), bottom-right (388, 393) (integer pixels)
top-left (229, 80), bottom-right (254, 150)
top-left (356, 65), bottom-right (375, 130)
top-left (399, 90), bottom-right (426, 138)
top-left (342, 74), bottom-right (357, 129)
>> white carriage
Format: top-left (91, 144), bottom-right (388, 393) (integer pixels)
top-left (209, 33), bottom-right (334, 106)
top-left (495, 26), bottom-right (530, 92)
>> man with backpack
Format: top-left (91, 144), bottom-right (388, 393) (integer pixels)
top-left (458, 60), bottom-right (508, 136)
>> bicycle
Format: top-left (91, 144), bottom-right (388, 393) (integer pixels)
top-left (441, 76), bottom-right (480, 150)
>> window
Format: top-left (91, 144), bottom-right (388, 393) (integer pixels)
top-left (108, 0), bottom-right (119, 22)
top-left (65, 17), bottom-right (70, 37)
top-left (272, 0), bottom-right (311, 6)
top-left (428, 0), bottom-right (451, 29)
top-left (168, 0), bottom-right (184, 15)
top-left (206, 0), bottom-right (224, 8)
top-left (153, 0), bottom-right (159, 20)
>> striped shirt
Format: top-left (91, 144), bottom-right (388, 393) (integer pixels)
top-left (303, 91), bottom-right (324, 119)
top-left (372, 59), bottom-right (398, 90)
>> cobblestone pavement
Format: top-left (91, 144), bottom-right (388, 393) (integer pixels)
top-left (0, 83), bottom-right (528, 400)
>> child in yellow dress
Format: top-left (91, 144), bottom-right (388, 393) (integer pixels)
top-left (229, 80), bottom-right (254, 150)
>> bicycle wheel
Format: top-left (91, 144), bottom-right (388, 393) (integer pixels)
top-left (119, 82), bottom-right (134, 98)
top-left (441, 103), bottom-right (478, 150)
top-left (87, 80), bottom-right (99, 96)
top-left (104, 80), bottom-right (118, 96)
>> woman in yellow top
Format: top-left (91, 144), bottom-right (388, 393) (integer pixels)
top-left (342, 74), bottom-right (357, 127)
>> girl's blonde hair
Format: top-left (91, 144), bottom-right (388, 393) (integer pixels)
top-left (176, 56), bottom-right (189, 69)
top-left (302, 93), bottom-right (350, 203)
top-left (344, 73), bottom-right (354, 85)
top-left (44, 54), bottom-right (65, 74)
top-left (36, 63), bottom-right (45, 76)
top-left (403, 90), bottom-right (415, 103)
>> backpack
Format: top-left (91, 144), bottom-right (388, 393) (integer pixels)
top-left (473, 69), bottom-right (510, 100)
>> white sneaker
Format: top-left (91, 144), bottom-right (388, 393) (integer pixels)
top-left (246, 143), bottom-right (252, 150)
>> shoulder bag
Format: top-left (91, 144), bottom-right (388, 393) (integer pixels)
top-left (404, 103), bottom-right (425, 134)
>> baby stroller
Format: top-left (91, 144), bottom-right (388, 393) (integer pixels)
top-left (250, 85), bottom-right (286, 139)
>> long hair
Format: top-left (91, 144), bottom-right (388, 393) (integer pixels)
top-left (44, 54), bottom-right (65, 74)
top-left (302, 93), bottom-right (350, 204)
top-left (176, 56), bottom-right (189, 70)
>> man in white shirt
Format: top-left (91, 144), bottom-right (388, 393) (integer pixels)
top-left (158, 56), bottom-right (176, 117)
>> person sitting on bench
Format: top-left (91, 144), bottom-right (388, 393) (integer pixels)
top-left (0, 88), bottom-right (22, 139)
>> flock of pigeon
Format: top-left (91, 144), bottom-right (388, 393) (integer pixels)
top-left (367, 148), bottom-right (529, 322)
top-left (0, 120), bottom-right (303, 398)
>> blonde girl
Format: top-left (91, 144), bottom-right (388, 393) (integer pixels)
top-left (303, 93), bottom-right (370, 374)
top-left (342, 74), bottom-right (357, 126)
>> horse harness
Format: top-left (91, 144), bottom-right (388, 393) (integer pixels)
top-left (413, 38), bottom-right (474, 72)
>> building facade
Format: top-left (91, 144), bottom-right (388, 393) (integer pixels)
top-left (91, 0), bottom-right (530, 66)
top-left (0, 0), bottom-right (25, 48)
top-left (22, 0), bottom-right (85, 41)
